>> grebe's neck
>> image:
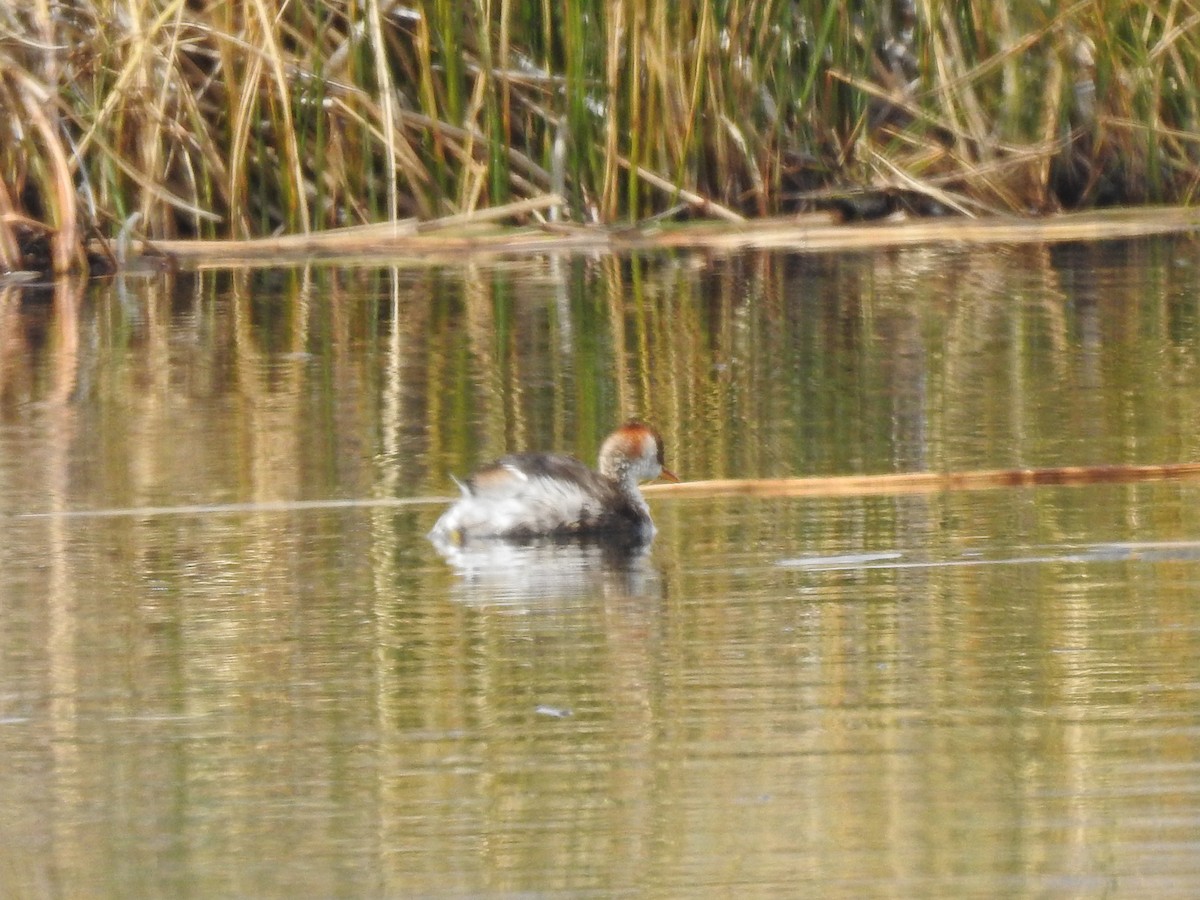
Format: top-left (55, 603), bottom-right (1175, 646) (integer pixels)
top-left (599, 453), bottom-right (642, 495)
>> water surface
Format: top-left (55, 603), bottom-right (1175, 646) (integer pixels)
top-left (2, 240), bottom-right (1199, 896)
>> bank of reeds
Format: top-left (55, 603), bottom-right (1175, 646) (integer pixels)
top-left (3, 1), bottom-right (1200, 273)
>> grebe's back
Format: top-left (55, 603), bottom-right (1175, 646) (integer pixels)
top-left (429, 421), bottom-right (677, 544)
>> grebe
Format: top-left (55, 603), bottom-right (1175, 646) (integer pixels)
top-left (429, 421), bottom-right (678, 544)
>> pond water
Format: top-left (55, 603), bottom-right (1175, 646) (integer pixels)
top-left (2, 239), bottom-right (1200, 896)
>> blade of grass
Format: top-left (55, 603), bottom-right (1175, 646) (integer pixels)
top-left (250, 0), bottom-right (310, 232)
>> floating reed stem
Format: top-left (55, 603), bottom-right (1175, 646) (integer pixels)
top-left (18, 462), bottom-right (1200, 520)
top-left (643, 462), bottom-right (1200, 500)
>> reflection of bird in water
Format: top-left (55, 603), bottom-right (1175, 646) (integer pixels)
top-left (434, 533), bottom-right (662, 608)
top-left (429, 421), bottom-right (678, 547)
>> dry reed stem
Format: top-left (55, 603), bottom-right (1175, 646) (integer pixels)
top-left (387, 107), bottom-right (551, 189)
top-left (863, 148), bottom-right (989, 217)
top-left (14, 74), bottom-right (83, 273)
top-left (416, 194), bottom-right (565, 230)
top-left (124, 193), bottom-right (564, 261)
top-left (25, 461), bottom-right (1200, 516)
top-left (112, 203), bottom-right (1200, 267)
top-left (619, 158), bottom-right (746, 223)
top-left (639, 206), bottom-right (1200, 252)
top-left (250, 0), bottom-right (310, 232)
top-left (367, 0), bottom-right (400, 223)
top-left (642, 462), bottom-right (1200, 499)
top-left (601, 0), bottom-right (624, 220)
top-left (0, 177), bottom-right (22, 271)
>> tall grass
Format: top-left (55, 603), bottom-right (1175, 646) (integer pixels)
top-left (2, 1), bottom-right (1200, 272)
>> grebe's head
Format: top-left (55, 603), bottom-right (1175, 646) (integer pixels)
top-left (599, 420), bottom-right (680, 485)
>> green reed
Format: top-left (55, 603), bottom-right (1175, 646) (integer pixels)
top-left (1, 1), bottom-right (1199, 272)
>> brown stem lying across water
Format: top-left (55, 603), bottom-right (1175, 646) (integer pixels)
top-left (18, 462), bottom-right (1200, 518)
top-left (644, 463), bottom-right (1200, 500)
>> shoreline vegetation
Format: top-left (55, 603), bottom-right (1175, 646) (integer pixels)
top-left (4, 1), bottom-right (1200, 274)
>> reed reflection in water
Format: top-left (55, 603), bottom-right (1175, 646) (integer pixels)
top-left (1, 239), bottom-right (1199, 895)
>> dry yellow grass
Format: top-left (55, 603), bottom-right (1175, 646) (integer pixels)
top-left (6, 2), bottom-right (1200, 273)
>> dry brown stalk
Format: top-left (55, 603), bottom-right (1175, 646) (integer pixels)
top-left (617, 157), bottom-right (746, 223)
top-left (14, 74), bottom-right (84, 274)
top-left (0, 178), bottom-right (22, 271)
top-left (121, 194), bottom-right (566, 263)
top-left (106, 203), bottom-right (1200, 268)
top-left (643, 462), bottom-right (1200, 499)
